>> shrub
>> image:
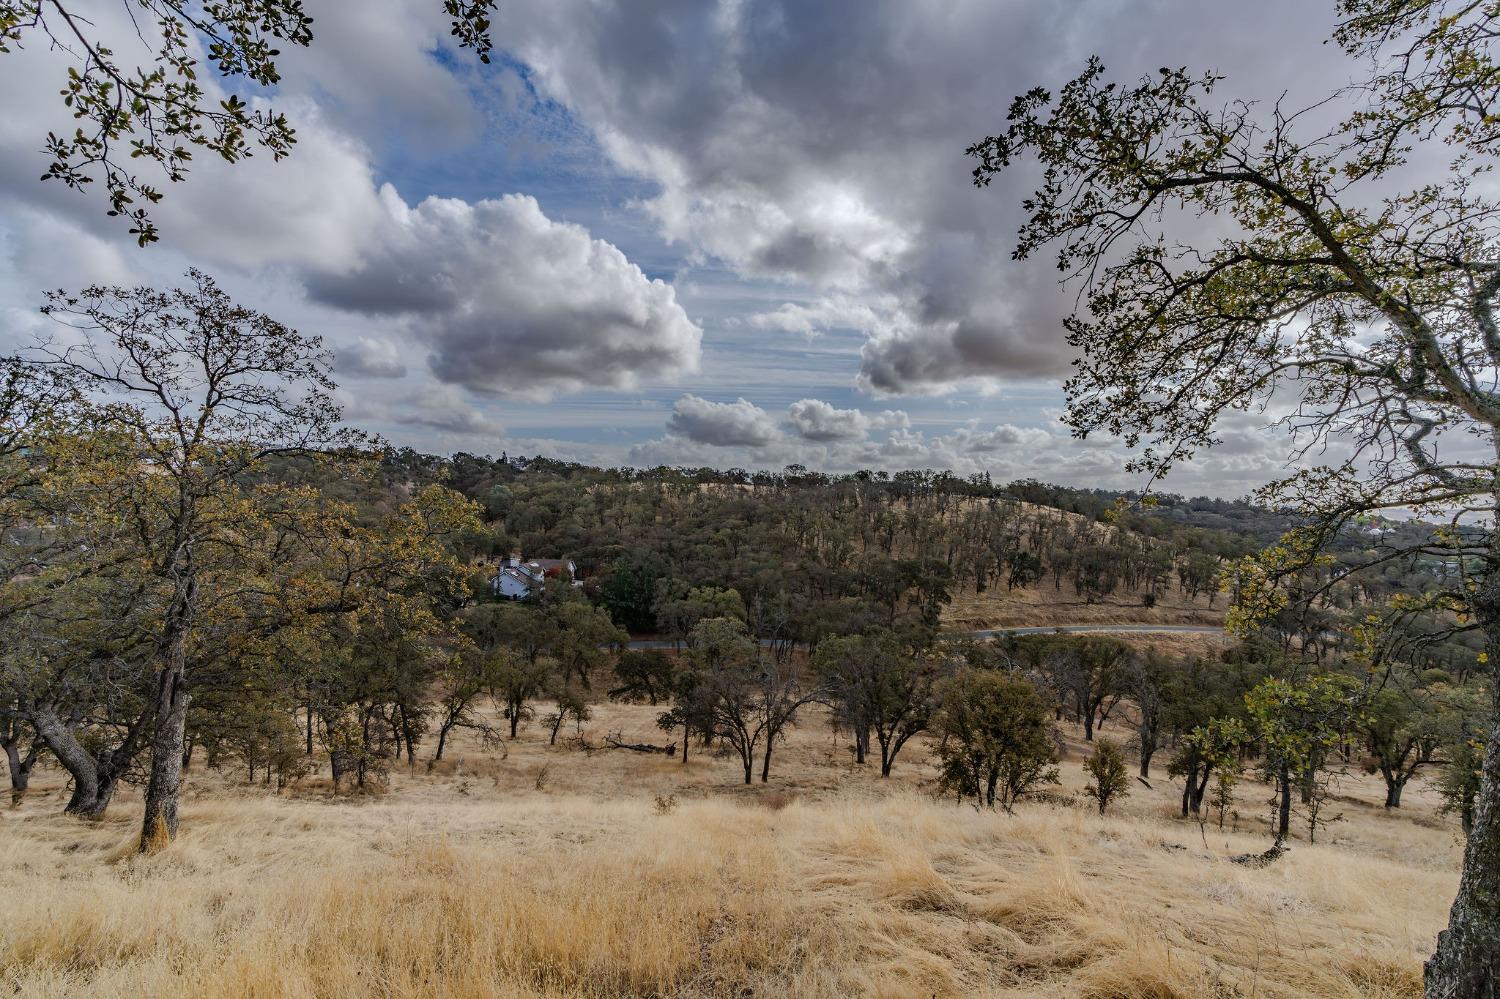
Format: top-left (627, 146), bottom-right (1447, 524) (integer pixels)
top-left (933, 669), bottom-right (1059, 811)
top-left (1083, 738), bottom-right (1131, 815)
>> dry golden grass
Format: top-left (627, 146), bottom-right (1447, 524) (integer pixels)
top-left (0, 701), bottom-right (1463, 998)
top-left (941, 582), bottom-right (1226, 632)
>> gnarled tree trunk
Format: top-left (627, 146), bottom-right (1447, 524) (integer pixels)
top-left (29, 703), bottom-right (141, 819)
top-left (140, 578), bottom-right (195, 853)
top-left (1426, 566), bottom-right (1500, 998)
top-left (2, 720), bottom-right (41, 805)
top-left (139, 658), bottom-right (190, 851)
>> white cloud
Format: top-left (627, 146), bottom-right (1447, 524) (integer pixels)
top-left (667, 395), bottom-right (780, 447)
top-left (278, 0), bottom-right (482, 149)
top-left (304, 190), bottom-right (702, 399)
top-left (785, 398), bottom-right (869, 441)
top-left (0, 5), bottom-right (700, 405)
top-left (946, 422), bottom-right (1052, 453)
top-left (784, 398), bottom-right (908, 442)
top-left (745, 298), bottom-right (883, 337)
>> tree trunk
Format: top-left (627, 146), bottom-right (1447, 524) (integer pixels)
top-left (140, 568), bottom-right (196, 853)
top-left (329, 746), bottom-right (351, 790)
top-left (1193, 764), bottom-right (1212, 814)
top-left (1385, 774), bottom-right (1406, 809)
top-left (140, 657), bottom-right (191, 852)
top-left (1139, 743), bottom-right (1155, 780)
top-left (4, 734), bottom-right (39, 805)
top-left (30, 704), bottom-right (121, 818)
top-left (760, 740), bottom-right (772, 783)
top-left (1426, 568), bottom-right (1500, 999)
top-left (1275, 764), bottom-right (1292, 846)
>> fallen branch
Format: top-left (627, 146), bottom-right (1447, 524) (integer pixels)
top-left (605, 732), bottom-right (677, 755)
top-left (1231, 843), bottom-right (1288, 868)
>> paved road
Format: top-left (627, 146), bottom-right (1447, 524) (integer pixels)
top-left (625, 623), bottom-right (1226, 651)
top-left (949, 624), bottom-right (1227, 640)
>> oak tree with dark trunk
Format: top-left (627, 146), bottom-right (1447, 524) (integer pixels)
top-left (971, 5), bottom-right (1500, 985)
top-left (30, 270), bottom-right (355, 851)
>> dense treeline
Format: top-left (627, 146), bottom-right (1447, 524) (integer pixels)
top-left (402, 450), bottom-right (1280, 638)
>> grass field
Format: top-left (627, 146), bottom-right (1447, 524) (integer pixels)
top-left (0, 698), bottom-right (1462, 998)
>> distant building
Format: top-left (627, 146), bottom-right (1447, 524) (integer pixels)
top-left (488, 554), bottom-right (579, 600)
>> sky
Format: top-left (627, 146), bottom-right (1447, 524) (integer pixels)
top-left (0, 0), bottom-right (1358, 497)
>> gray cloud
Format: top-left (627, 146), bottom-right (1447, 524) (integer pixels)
top-left (305, 192), bottom-right (703, 399)
top-left (279, 0), bottom-right (481, 149)
top-left (336, 336), bottom-right (408, 379)
top-left (645, 389), bottom-right (1067, 478)
top-left (340, 384), bottom-right (504, 438)
top-left (667, 395), bottom-right (779, 447)
top-left (504, 0), bottom-right (1348, 395)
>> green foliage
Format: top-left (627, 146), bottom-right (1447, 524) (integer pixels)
top-left (543, 684), bottom-right (591, 746)
top-left (1244, 674), bottom-right (1363, 786)
top-left (1082, 738), bottom-right (1131, 815)
top-left (933, 669), bottom-right (1059, 811)
top-left (810, 629), bottom-right (940, 776)
top-left (609, 650), bottom-right (676, 705)
top-left (488, 650), bottom-right (552, 740)
top-left (1439, 735), bottom-right (1485, 835)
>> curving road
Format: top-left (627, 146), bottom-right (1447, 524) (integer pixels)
top-left (624, 623), bottom-right (1226, 651)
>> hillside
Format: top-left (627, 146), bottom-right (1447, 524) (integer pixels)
top-left (1, 698), bottom-right (1459, 998)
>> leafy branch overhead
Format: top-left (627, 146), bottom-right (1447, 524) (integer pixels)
top-left (0, 1), bottom-right (498, 245)
top-left (969, 5), bottom-right (1500, 621)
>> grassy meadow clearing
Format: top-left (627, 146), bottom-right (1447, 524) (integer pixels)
top-left (0, 695), bottom-right (1462, 999)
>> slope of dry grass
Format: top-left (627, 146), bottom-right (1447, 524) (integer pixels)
top-left (0, 701), bottom-right (1463, 998)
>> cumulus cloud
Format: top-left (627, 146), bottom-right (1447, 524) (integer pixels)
top-left (784, 398), bottom-right (908, 442)
top-left (0, 11), bottom-right (387, 274)
top-left (0, 3), bottom-right (700, 406)
top-left (337, 336), bottom-right (408, 379)
top-left (641, 390), bottom-right (1069, 479)
top-left (304, 190), bottom-right (702, 398)
top-left (504, 0), bottom-right (1349, 395)
top-left (278, 0), bottom-right (482, 149)
top-left (340, 384), bottom-right (505, 438)
top-left (745, 297), bottom-right (883, 337)
top-left (667, 395), bottom-right (780, 447)
top-left (3, 208), bottom-right (133, 292)
top-left (785, 398), bottom-right (867, 441)
top-left (946, 422), bottom-right (1053, 453)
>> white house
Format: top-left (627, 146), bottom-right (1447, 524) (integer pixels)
top-left (489, 555), bottom-right (579, 600)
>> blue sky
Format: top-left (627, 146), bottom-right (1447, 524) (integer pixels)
top-left (0, 0), bottom-right (1354, 497)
